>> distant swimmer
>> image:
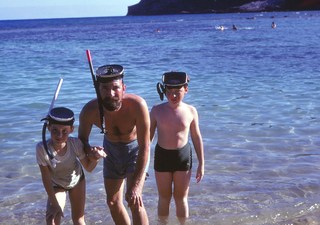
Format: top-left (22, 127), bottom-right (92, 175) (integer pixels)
top-left (217, 25), bottom-right (225, 31)
top-left (271, 21), bottom-right (276, 29)
top-left (232, 24), bottom-right (237, 30)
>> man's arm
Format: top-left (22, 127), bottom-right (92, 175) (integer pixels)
top-left (126, 97), bottom-right (150, 206)
top-left (78, 100), bottom-right (97, 155)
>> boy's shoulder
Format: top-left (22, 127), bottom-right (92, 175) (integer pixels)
top-left (151, 102), bottom-right (168, 111)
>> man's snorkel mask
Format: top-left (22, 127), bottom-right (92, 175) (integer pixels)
top-left (157, 72), bottom-right (190, 100)
top-left (96, 64), bottom-right (124, 83)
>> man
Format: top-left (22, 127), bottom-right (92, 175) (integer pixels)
top-left (78, 64), bottom-right (150, 225)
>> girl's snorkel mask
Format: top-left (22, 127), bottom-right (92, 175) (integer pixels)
top-left (41, 107), bottom-right (75, 168)
top-left (157, 71), bottom-right (190, 100)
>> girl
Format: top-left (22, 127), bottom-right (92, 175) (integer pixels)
top-left (36, 107), bottom-right (106, 225)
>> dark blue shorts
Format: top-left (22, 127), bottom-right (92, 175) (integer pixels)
top-left (103, 138), bottom-right (149, 179)
top-left (154, 143), bottom-right (192, 172)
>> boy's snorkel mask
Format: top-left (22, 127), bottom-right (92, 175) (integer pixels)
top-left (157, 71), bottom-right (190, 100)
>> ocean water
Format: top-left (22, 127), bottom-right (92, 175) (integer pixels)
top-left (0, 11), bottom-right (320, 225)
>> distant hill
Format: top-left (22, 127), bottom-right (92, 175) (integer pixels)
top-left (127, 0), bottom-right (320, 16)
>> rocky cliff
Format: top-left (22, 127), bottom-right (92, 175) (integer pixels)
top-left (127, 0), bottom-right (320, 16)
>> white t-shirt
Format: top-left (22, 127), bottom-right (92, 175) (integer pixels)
top-left (36, 137), bottom-right (86, 189)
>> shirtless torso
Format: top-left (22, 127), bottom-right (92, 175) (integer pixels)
top-left (150, 101), bottom-right (196, 150)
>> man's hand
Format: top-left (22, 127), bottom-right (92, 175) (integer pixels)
top-left (125, 186), bottom-right (143, 208)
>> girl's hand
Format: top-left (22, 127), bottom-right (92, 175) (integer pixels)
top-left (46, 202), bottom-right (64, 222)
top-left (90, 146), bottom-right (106, 159)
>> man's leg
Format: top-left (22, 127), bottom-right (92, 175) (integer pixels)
top-left (127, 173), bottom-right (149, 225)
top-left (104, 178), bottom-right (131, 225)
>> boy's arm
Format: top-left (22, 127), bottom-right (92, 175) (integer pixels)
top-left (150, 106), bottom-right (157, 142)
top-left (190, 107), bottom-right (205, 183)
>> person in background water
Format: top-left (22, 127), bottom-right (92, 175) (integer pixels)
top-left (36, 107), bottom-right (106, 225)
top-left (150, 72), bottom-right (205, 224)
top-left (78, 64), bottom-right (150, 225)
top-left (271, 21), bottom-right (277, 29)
top-left (232, 24), bottom-right (238, 30)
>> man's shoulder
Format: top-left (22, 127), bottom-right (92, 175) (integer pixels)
top-left (82, 99), bottom-right (99, 112)
top-left (124, 93), bottom-right (147, 106)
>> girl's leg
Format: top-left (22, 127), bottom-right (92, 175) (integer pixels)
top-left (155, 171), bottom-right (173, 217)
top-left (173, 170), bottom-right (191, 219)
top-left (46, 188), bottom-right (66, 225)
top-left (69, 178), bottom-right (86, 225)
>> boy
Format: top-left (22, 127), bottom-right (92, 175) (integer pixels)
top-left (150, 72), bottom-right (204, 223)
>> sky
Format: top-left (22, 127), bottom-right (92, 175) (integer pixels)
top-left (0, 0), bottom-right (140, 20)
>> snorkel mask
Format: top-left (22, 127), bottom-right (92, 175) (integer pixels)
top-left (96, 64), bottom-right (124, 83)
top-left (157, 71), bottom-right (190, 100)
top-left (43, 107), bottom-right (75, 126)
top-left (41, 107), bottom-right (75, 167)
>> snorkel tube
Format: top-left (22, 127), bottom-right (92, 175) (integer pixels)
top-left (42, 78), bottom-right (63, 168)
top-left (86, 50), bottom-right (105, 134)
top-left (157, 82), bottom-right (165, 101)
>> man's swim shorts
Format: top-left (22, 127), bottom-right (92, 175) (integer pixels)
top-left (103, 138), bottom-right (149, 179)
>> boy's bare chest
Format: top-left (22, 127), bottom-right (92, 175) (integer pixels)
top-left (158, 108), bottom-right (191, 130)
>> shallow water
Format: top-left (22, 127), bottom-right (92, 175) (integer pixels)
top-left (0, 11), bottom-right (320, 224)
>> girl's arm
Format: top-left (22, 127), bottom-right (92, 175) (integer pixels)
top-left (80, 146), bottom-right (106, 172)
top-left (38, 165), bottom-right (64, 219)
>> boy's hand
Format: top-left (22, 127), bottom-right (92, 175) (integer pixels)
top-left (196, 165), bottom-right (204, 183)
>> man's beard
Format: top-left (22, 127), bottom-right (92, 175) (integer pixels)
top-left (101, 97), bottom-right (122, 111)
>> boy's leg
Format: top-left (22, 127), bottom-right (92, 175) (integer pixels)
top-left (173, 170), bottom-right (191, 218)
top-left (155, 171), bottom-right (173, 217)
top-left (69, 178), bottom-right (86, 225)
top-left (104, 178), bottom-right (131, 225)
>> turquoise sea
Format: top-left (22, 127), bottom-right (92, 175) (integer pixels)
top-left (0, 11), bottom-right (320, 225)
